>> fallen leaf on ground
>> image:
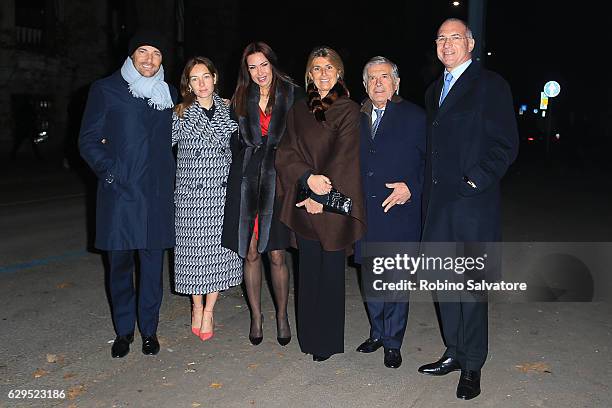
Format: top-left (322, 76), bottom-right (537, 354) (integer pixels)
top-left (277, 352), bottom-right (285, 357)
top-left (63, 373), bottom-right (75, 379)
top-left (515, 362), bottom-right (552, 373)
top-left (46, 353), bottom-right (65, 363)
top-left (192, 403), bottom-right (201, 407)
top-left (33, 368), bottom-right (48, 378)
top-left (248, 364), bottom-right (258, 369)
top-left (67, 384), bottom-right (86, 399)
top-left (209, 382), bottom-right (223, 389)
top-left (56, 282), bottom-right (74, 289)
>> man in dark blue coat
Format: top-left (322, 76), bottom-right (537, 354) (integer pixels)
top-left (418, 19), bottom-right (519, 400)
top-left (79, 30), bottom-right (177, 358)
top-left (355, 56), bottom-right (426, 369)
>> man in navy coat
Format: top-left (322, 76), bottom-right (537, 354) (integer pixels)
top-left (79, 30), bottom-right (177, 358)
top-left (418, 19), bottom-right (519, 400)
top-left (355, 56), bottom-right (425, 369)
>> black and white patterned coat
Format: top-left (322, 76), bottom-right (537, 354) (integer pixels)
top-left (172, 94), bottom-right (242, 294)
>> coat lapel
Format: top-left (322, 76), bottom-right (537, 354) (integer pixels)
top-left (435, 62), bottom-right (480, 119)
top-left (243, 84), bottom-right (263, 147)
top-left (266, 81), bottom-right (293, 146)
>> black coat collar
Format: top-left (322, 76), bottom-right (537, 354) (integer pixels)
top-left (432, 62), bottom-right (481, 118)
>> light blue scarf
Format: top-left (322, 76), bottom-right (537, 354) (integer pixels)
top-left (120, 57), bottom-right (173, 110)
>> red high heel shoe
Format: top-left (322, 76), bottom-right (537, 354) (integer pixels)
top-left (199, 310), bottom-right (214, 341)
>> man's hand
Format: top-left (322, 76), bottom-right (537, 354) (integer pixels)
top-left (382, 182), bottom-right (411, 213)
top-left (307, 174), bottom-right (332, 195)
top-left (296, 197), bottom-right (324, 214)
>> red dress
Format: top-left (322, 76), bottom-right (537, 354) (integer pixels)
top-left (253, 107), bottom-right (271, 241)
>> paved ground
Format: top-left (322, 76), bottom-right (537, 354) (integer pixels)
top-left (0, 156), bottom-right (610, 408)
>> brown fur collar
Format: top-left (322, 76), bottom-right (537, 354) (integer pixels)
top-left (307, 81), bottom-right (348, 122)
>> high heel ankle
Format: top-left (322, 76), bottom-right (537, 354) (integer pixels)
top-left (199, 309), bottom-right (214, 341)
top-left (191, 305), bottom-right (204, 336)
top-left (249, 313), bottom-right (263, 345)
top-left (276, 314), bottom-right (291, 346)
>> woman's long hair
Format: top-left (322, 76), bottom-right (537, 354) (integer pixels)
top-left (174, 56), bottom-right (218, 118)
top-left (231, 41), bottom-right (295, 117)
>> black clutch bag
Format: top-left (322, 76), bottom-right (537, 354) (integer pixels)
top-left (296, 185), bottom-right (352, 216)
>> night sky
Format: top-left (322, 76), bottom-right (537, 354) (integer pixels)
top-left (182, 0), bottom-right (604, 117)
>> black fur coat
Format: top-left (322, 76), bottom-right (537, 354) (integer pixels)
top-left (222, 80), bottom-right (302, 257)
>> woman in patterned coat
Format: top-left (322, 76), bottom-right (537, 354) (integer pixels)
top-left (172, 57), bottom-right (242, 341)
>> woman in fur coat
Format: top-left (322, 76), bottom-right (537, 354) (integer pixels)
top-left (275, 46), bottom-right (366, 361)
top-left (222, 42), bottom-right (302, 346)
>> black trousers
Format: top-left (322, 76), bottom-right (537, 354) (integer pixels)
top-left (438, 292), bottom-right (488, 371)
top-left (107, 249), bottom-right (164, 337)
top-left (296, 235), bottom-right (346, 357)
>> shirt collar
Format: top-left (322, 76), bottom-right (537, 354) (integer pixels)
top-left (445, 59), bottom-right (472, 82)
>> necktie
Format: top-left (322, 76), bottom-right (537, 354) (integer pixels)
top-left (439, 72), bottom-right (453, 106)
top-left (371, 108), bottom-right (384, 138)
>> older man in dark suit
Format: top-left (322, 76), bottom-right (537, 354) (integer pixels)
top-left (79, 30), bottom-right (177, 358)
top-left (355, 56), bottom-right (426, 369)
top-left (418, 18), bottom-right (519, 400)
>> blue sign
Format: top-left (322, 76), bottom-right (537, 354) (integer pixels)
top-left (543, 81), bottom-right (561, 98)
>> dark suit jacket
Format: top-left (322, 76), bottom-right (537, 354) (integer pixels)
top-left (422, 62), bottom-right (518, 243)
top-left (355, 96), bottom-right (426, 263)
top-left (79, 70), bottom-right (177, 250)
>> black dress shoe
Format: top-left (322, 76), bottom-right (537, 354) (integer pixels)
top-left (249, 313), bottom-right (263, 346)
top-left (457, 370), bottom-right (481, 400)
top-left (356, 337), bottom-right (383, 353)
top-left (111, 334), bottom-right (134, 358)
top-left (383, 348), bottom-right (402, 369)
top-left (312, 354), bottom-right (331, 362)
top-left (141, 335), bottom-right (160, 355)
top-left (418, 356), bottom-right (461, 376)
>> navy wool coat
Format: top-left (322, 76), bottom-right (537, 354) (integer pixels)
top-left (356, 96), bottom-right (426, 262)
top-left (422, 62), bottom-right (519, 243)
top-left (79, 70), bottom-right (177, 250)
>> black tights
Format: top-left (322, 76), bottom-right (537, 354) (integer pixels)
top-left (243, 234), bottom-right (290, 338)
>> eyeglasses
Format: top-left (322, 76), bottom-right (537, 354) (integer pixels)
top-left (434, 35), bottom-right (470, 45)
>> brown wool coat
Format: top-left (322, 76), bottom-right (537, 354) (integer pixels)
top-left (275, 96), bottom-right (366, 252)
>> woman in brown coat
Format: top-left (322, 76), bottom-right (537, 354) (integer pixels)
top-left (275, 46), bottom-right (366, 361)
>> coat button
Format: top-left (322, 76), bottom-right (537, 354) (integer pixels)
top-left (221, 181), bottom-right (227, 187)
top-left (432, 120), bottom-right (439, 127)
top-left (371, 195), bottom-right (377, 198)
top-left (196, 183), bottom-right (203, 189)
top-left (433, 150), bottom-right (439, 158)
top-left (367, 171), bottom-right (374, 177)
top-left (432, 178), bottom-right (438, 185)
top-left (369, 149), bottom-right (376, 154)
top-left (195, 151), bottom-right (201, 156)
